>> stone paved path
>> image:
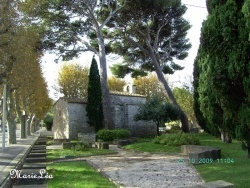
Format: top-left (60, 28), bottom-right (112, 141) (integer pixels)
top-left (86, 145), bottom-right (204, 188)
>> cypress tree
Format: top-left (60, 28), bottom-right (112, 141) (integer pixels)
top-left (194, 0), bottom-right (250, 157)
top-left (86, 57), bottom-right (104, 132)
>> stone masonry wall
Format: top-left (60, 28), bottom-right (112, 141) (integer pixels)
top-left (68, 103), bottom-right (93, 139)
top-left (111, 94), bottom-right (157, 137)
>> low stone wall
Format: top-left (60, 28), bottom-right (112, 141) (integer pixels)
top-left (95, 142), bottom-right (109, 149)
top-left (181, 145), bottom-right (221, 165)
top-left (62, 142), bottom-right (91, 149)
top-left (180, 180), bottom-right (234, 188)
top-left (78, 133), bottom-right (96, 145)
top-left (129, 124), bottom-right (157, 138)
top-left (53, 139), bottom-right (70, 144)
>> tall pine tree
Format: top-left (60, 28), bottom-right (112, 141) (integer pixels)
top-left (86, 57), bottom-right (104, 132)
top-left (107, 0), bottom-right (191, 133)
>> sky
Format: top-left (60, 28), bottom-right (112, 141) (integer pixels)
top-left (41, 0), bottom-right (208, 99)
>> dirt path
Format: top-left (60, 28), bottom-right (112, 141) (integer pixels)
top-left (86, 145), bottom-right (203, 188)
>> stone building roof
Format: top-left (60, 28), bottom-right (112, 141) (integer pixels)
top-left (54, 91), bottom-right (145, 106)
top-left (110, 91), bottom-right (146, 98)
top-left (58, 97), bottom-right (87, 104)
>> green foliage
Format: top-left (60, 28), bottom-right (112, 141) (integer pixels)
top-left (108, 0), bottom-right (191, 78)
top-left (168, 125), bottom-right (182, 134)
top-left (173, 87), bottom-right (195, 122)
top-left (97, 129), bottom-right (131, 142)
top-left (134, 94), bottom-right (180, 135)
top-left (194, 0), bottom-right (250, 155)
top-left (43, 113), bottom-right (53, 131)
top-left (152, 133), bottom-right (201, 147)
top-left (57, 63), bottom-right (89, 98)
top-left (86, 57), bottom-right (104, 132)
top-left (71, 143), bottom-right (89, 151)
top-left (193, 53), bottom-right (211, 134)
top-left (133, 73), bottom-right (168, 99)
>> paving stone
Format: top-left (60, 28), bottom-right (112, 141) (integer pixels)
top-left (87, 146), bottom-right (203, 188)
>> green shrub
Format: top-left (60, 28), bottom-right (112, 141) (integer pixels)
top-left (97, 129), bottom-right (131, 142)
top-left (71, 143), bottom-right (89, 151)
top-left (44, 113), bottom-right (53, 131)
top-left (152, 133), bottom-right (201, 147)
top-left (169, 125), bottom-right (182, 133)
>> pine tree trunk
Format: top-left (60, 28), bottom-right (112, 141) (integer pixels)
top-left (96, 29), bottom-right (115, 130)
top-left (148, 50), bottom-right (189, 133)
top-left (221, 131), bottom-right (232, 143)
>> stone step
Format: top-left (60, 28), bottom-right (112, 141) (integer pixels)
top-left (38, 137), bottom-right (48, 139)
top-left (35, 141), bottom-right (47, 145)
top-left (37, 139), bottom-right (48, 142)
top-left (32, 145), bottom-right (46, 149)
top-left (26, 157), bottom-right (46, 163)
top-left (30, 149), bottom-right (46, 153)
top-left (28, 153), bottom-right (46, 158)
top-left (22, 163), bottom-right (46, 169)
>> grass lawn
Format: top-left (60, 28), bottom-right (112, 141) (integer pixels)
top-left (124, 133), bottom-right (250, 187)
top-left (47, 161), bottom-right (118, 188)
top-left (194, 133), bottom-right (250, 187)
top-left (46, 147), bottom-right (118, 188)
top-left (47, 148), bottom-right (117, 161)
top-left (124, 138), bottom-right (180, 153)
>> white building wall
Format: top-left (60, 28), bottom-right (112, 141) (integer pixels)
top-left (53, 100), bottom-right (69, 139)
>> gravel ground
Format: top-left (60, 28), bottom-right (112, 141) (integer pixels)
top-left (86, 146), bottom-right (204, 188)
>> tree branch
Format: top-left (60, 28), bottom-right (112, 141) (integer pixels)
top-left (154, 19), bottom-right (168, 50)
top-left (125, 36), bottom-right (148, 56)
top-left (83, 41), bottom-right (98, 54)
top-left (100, 0), bottom-right (127, 30)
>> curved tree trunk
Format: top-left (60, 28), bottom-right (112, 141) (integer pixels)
top-left (148, 50), bottom-right (190, 133)
top-left (96, 29), bottom-right (115, 130)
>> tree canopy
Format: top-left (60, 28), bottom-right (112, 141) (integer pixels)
top-left (134, 94), bottom-right (180, 136)
top-left (133, 73), bottom-right (168, 99)
top-left (57, 63), bottom-right (89, 98)
top-left (26, 0), bottom-right (129, 129)
top-left (108, 76), bottom-right (126, 92)
top-left (109, 0), bottom-right (191, 132)
top-left (194, 0), bottom-right (250, 157)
